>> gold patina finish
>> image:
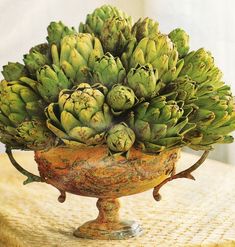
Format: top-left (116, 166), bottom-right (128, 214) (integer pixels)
top-left (35, 146), bottom-right (180, 240)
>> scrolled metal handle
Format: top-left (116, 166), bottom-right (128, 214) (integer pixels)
top-left (5, 146), bottom-right (44, 185)
top-left (153, 150), bottom-right (210, 201)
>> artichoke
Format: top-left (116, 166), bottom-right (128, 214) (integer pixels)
top-left (23, 43), bottom-right (51, 78)
top-left (45, 83), bottom-right (112, 146)
top-left (179, 48), bottom-right (222, 85)
top-left (47, 21), bottom-right (76, 49)
top-left (132, 17), bottom-right (159, 41)
top-left (106, 84), bottom-right (137, 115)
top-left (16, 120), bottom-right (55, 150)
top-left (0, 80), bottom-right (47, 149)
top-left (106, 122), bottom-right (135, 155)
top-left (129, 96), bottom-right (196, 152)
top-left (2, 62), bottom-right (28, 81)
top-left (51, 33), bottom-right (103, 83)
top-left (100, 17), bottom-right (133, 56)
top-left (160, 75), bottom-right (198, 104)
top-left (0, 80), bottom-right (45, 126)
top-left (186, 85), bottom-right (235, 150)
top-left (169, 28), bottom-right (190, 58)
top-left (36, 65), bottom-right (72, 103)
top-left (121, 34), bottom-right (184, 83)
top-left (92, 52), bottom-right (126, 88)
top-left (79, 4), bottom-right (132, 36)
top-left (126, 63), bottom-right (164, 99)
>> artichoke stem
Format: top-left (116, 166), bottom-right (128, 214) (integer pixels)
top-left (5, 146), bottom-right (44, 185)
top-left (153, 150), bottom-right (210, 201)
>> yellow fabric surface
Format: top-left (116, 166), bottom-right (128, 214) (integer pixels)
top-left (0, 151), bottom-right (235, 247)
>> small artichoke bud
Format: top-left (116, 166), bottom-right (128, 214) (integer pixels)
top-left (36, 65), bottom-right (72, 103)
top-left (107, 84), bottom-right (136, 114)
top-left (93, 53), bottom-right (126, 88)
top-left (169, 28), bottom-right (190, 58)
top-left (161, 75), bottom-right (198, 103)
top-left (2, 62), bottom-right (28, 81)
top-left (127, 64), bottom-right (163, 99)
top-left (16, 120), bottom-right (55, 150)
top-left (100, 17), bottom-right (133, 56)
top-left (132, 17), bottom-right (159, 41)
top-left (47, 21), bottom-right (76, 48)
top-left (23, 43), bottom-right (51, 78)
top-left (79, 4), bottom-right (132, 36)
top-left (106, 123), bottom-right (135, 153)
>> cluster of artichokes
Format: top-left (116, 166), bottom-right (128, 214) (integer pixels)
top-left (0, 5), bottom-right (234, 156)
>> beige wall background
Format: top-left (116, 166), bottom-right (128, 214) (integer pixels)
top-left (0, 0), bottom-right (234, 164)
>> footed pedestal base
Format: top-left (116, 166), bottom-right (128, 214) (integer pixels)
top-left (74, 220), bottom-right (142, 240)
top-left (73, 198), bottom-right (142, 240)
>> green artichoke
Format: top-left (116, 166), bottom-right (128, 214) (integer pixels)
top-left (0, 122), bottom-right (26, 149)
top-left (51, 33), bottom-right (103, 83)
top-left (186, 85), bottom-right (235, 150)
top-left (106, 84), bottom-right (137, 115)
top-left (45, 83), bottom-right (112, 146)
top-left (23, 43), bottom-right (51, 78)
top-left (92, 52), bottom-right (126, 88)
top-left (79, 4), bottom-right (132, 36)
top-left (47, 21), bottom-right (76, 49)
top-left (179, 48), bottom-right (222, 85)
top-left (2, 62), bottom-right (28, 81)
top-left (106, 122), bottom-right (135, 155)
top-left (129, 96), bottom-right (196, 152)
top-left (36, 65), bottom-right (72, 103)
top-left (121, 34), bottom-right (184, 83)
top-left (16, 120), bottom-right (55, 150)
top-left (132, 17), bottom-right (159, 41)
top-left (0, 80), bottom-right (45, 127)
top-left (126, 63), bottom-right (164, 99)
top-left (169, 28), bottom-right (190, 58)
top-left (160, 75), bottom-right (198, 104)
top-left (100, 17), bottom-right (133, 56)
top-left (0, 80), bottom-right (46, 148)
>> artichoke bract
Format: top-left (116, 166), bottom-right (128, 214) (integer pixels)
top-left (132, 17), bottom-right (159, 41)
top-left (2, 62), bottom-right (28, 81)
top-left (0, 4), bottom-right (234, 156)
top-left (45, 83), bottom-right (112, 146)
top-left (107, 84), bottom-right (137, 115)
top-left (169, 28), bottom-right (190, 58)
top-left (79, 5), bottom-right (132, 36)
top-left (129, 96), bottom-right (196, 153)
top-left (93, 53), bottom-right (126, 88)
top-left (47, 21), bottom-right (76, 49)
top-left (51, 33), bottom-right (103, 83)
top-left (100, 17), bottom-right (133, 56)
top-left (126, 63), bottom-right (164, 99)
top-left (121, 34), bottom-right (184, 83)
top-left (106, 122), bottom-right (135, 155)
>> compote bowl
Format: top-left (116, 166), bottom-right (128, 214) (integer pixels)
top-left (34, 146), bottom-right (180, 240)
